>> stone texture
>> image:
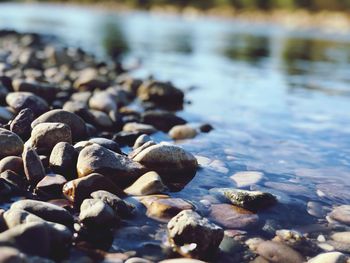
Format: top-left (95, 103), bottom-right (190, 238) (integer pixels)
top-left (22, 147), bottom-right (45, 185)
top-left (0, 128), bottom-right (24, 158)
top-left (0, 156), bottom-right (24, 175)
top-left (49, 142), bottom-right (78, 180)
top-left (6, 92), bottom-right (48, 116)
top-left (10, 108), bottom-right (34, 140)
top-left (124, 171), bottom-right (167, 196)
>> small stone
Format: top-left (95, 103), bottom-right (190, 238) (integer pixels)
top-left (146, 197), bottom-right (194, 222)
top-left (79, 198), bottom-right (117, 228)
top-left (124, 171), bottom-right (167, 196)
top-left (133, 134), bottom-right (151, 149)
top-left (329, 205), bottom-right (350, 226)
top-left (63, 173), bottom-right (124, 207)
top-left (6, 92), bottom-right (48, 116)
top-left (141, 110), bottom-right (186, 132)
top-left (74, 68), bottom-right (108, 91)
top-left (35, 174), bottom-right (67, 198)
top-left (91, 190), bottom-right (134, 218)
top-left (11, 199), bottom-right (73, 227)
top-left (199, 123), bottom-right (213, 133)
top-left (167, 210), bottom-right (223, 259)
top-left (22, 147), bottom-right (45, 185)
top-left (210, 188), bottom-right (277, 212)
top-left (31, 109), bottom-right (86, 141)
top-left (89, 91), bottom-right (117, 114)
top-left (168, 125), bottom-right (197, 140)
top-left (0, 128), bottom-right (24, 158)
top-left (308, 252), bottom-right (348, 263)
top-left (256, 241), bottom-right (305, 263)
top-left (209, 204), bottom-right (259, 229)
top-left (89, 109), bottom-right (113, 128)
top-left (230, 171), bottom-right (263, 188)
top-left (0, 156), bottom-right (24, 175)
top-left (76, 144), bottom-right (146, 186)
top-left (123, 122), bottom-right (157, 135)
top-left (49, 142), bottom-right (78, 180)
top-left (30, 122), bottom-right (72, 154)
top-left (112, 131), bottom-right (144, 147)
top-left (10, 108), bottom-right (34, 140)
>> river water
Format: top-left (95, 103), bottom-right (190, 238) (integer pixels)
top-left (1, 3), bottom-right (350, 261)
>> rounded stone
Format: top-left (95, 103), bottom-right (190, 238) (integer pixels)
top-left (124, 171), bottom-right (167, 196)
top-left (49, 142), bottom-right (78, 180)
top-left (6, 92), bottom-right (49, 116)
top-left (256, 241), bottom-right (305, 263)
top-left (0, 156), bottom-right (24, 175)
top-left (0, 128), bottom-right (24, 158)
top-left (22, 147), bottom-right (46, 185)
top-left (168, 125), bottom-right (197, 140)
top-left (329, 205), bottom-right (350, 225)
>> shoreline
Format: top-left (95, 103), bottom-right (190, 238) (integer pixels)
top-left (10, 1), bottom-right (350, 33)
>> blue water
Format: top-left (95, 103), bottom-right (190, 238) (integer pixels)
top-left (1, 2), bottom-right (350, 259)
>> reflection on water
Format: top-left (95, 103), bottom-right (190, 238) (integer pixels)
top-left (1, 2), bottom-right (350, 258)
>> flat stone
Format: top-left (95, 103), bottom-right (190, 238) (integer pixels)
top-left (22, 147), bottom-right (45, 185)
top-left (209, 204), bottom-right (259, 229)
top-left (168, 125), bottom-right (197, 140)
top-left (167, 210), bottom-right (223, 259)
top-left (79, 198), bottom-right (117, 228)
top-left (124, 171), bottom-right (167, 196)
top-left (146, 197), bottom-right (194, 222)
top-left (329, 205), bottom-right (350, 225)
top-left (256, 241), bottom-right (305, 263)
top-left (30, 122), bottom-right (72, 154)
top-left (123, 122), bottom-right (157, 135)
top-left (230, 171), bottom-right (263, 188)
top-left (308, 252), bottom-right (348, 263)
top-left (63, 173), bottom-right (124, 207)
top-left (0, 128), bottom-right (24, 158)
top-left (210, 188), bottom-right (277, 212)
top-left (76, 144), bottom-right (146, 186)
top-left (11, 199), bottom-right (73, 227)
top-left (31, 109), bottom-right (86, 141)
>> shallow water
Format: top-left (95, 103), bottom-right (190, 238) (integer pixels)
top-left (1, 3), bottom-right (350, 261)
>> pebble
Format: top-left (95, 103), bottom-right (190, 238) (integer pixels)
top-left (30, 122), bottom-right (72, 154)
top-left (308, 252), bottom-right (348, 263)
top-left (209, 204), bottom-right (259, 229)
top-left (10, 108), bottom-right (34, 140)
top-left (123, 122), bottom-right (157, 135)
top-left (331, 232), bottom-right (350, 243)
top-left (88, 138), bottom-right (121, 153)
top-left (49, 142), bottom-right (78, 180)
top-left (145, 197), bottom-right (194, 222)
top-left (3, 208), bottom-right (45, 228)
top-left (124, 171), bottom-right (167, 196)
top-left (167, 210), bottom-right (223, 259)
top-left (0, 128), bottom-right (24, 158)
top-left (0, 156), bottom-right (24, 175)
top-left (31, 109), bottom-right (87, 141)
top-left (89, 91), bottom-right (117, 114)
top-left (35, 174), bottom-right (67, 198)
top-left (230, 171), bottom-right (263, 188)
top-left (62, 173), bottom-right (124, 207)
top-left (76, 144), bottom-right (146, 186)
top-left (11, 199), bottom-right (74, 227)
top-left (89, 109), bottom-right (114, 128)
top-left (168, 124), bottom-right (197, 140)
top-left (79, 198), bottom-right (117, 228)
top-left (133, 134), bottom-right (151, 149)
top-left (256, 240), bottom-right (305, 263)
top-left (210, 188), bottom-right (277, 212)
top-left (22, 147), bottom-right (45, 185)
top-left (6, 91), bottom-right (49, 116)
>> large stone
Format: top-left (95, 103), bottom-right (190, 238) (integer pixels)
top-left (308, 252), bottom-right (348, 263)
top-left (22, 147), bottom-right (45, 185)
top-left (88, 138), bottom-right (121, 154)
top-left (124, 171), bottom-right (167, 196)
top-left (0, 156), bottom-right (24, 175)
top-left (10, 200), bottom-right (73, 227)
top-left (168, 125), bottom-right (197, 140)
top-left (256, 241), bottom-right (305, 263)
top-left (10, 108), bottom-right (34, 140)
top-left (210, 188), bottom-right (277, 212)
top-left (329, 205), bottom-right (350, 225)
top-left (30, 122), bottom-right (72, 154)
top-left (167, 210), bottom-right (223, 259)
top-left (209, 204), bottom-right (259, 229)
top-left (132, 143), bottom-right (197, 181)
top-left (49, 142), bottom-right (78, 180)
top-left (63, 173), bottom-right (124, 207)
top-left (3, 208), bottom-right (45, 228)
top-left (6, 92), bottom-right (48, 116)
top-left (141, 110), bottom-right (186, 132)
top-left (31, 109), bottom-right (86, 141)
top-left (76, 144), bottom-right (146, 186)
top-left (0, 128), bottom-right (24, 158)
top-left (79, 198), bottom-right (117, 228)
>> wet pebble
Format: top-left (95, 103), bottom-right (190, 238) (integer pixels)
top-left (230, 171), bottom-right (263, 188)
top-left (256, 240), bottom-right (305, 263)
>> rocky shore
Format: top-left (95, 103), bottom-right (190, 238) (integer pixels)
top-left (0, 30), bottom-right (350, 263)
